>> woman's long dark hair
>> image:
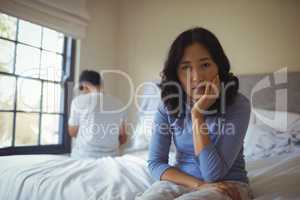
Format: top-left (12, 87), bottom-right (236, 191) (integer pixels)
top-left (160, 27), bottom-right (239, 118)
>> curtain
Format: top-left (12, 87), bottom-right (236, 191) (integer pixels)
top-left (0, 0), bottom-right (90, 38)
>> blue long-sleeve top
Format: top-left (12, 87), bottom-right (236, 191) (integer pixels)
top-left (148, 93), bottom-right (251, 183)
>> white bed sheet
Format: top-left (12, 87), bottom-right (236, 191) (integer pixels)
top-left (0, 152), bottom-right (154, 200)
top-left (246, 149), bottom-right (300, 200)
top-left (0, 150), bottom-right (300, 200)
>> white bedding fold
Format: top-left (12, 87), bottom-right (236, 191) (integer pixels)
top-left (0, 154), bottom-right (154, 200)
top-left (1, 150), bottom-right (300, 200)
top-left (246, 151), bottom-right (300, 199)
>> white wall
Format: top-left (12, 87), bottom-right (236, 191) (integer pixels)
top-left (78, 0), bottom-right (120, 97)
top-left (78, 0), bottom-right (300, 127)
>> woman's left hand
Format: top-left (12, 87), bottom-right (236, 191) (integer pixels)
top-left (191, 75), bottom-right (220, 117)
top-left (195, 182), bottom-right (241, 200)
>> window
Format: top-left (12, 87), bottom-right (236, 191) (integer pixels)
top-left (0, 12), bottom-right (75, 155)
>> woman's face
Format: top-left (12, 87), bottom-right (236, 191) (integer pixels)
top-left (177, 42), bottom-right (219, 102)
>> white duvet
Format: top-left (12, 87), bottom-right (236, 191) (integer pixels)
top-left (0, 154), bottom-right (154, 200)
top-left (246, 150), bottom-right (300, 200)
top-left (1, 150), bottom-right (300, 200)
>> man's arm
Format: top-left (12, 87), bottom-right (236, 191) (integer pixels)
top-left (68, 126), bottom-right (79, 138)
top-left (68, 98), bottom-right (80, 138)
top-left (119, 121), bottom-right (127, 146)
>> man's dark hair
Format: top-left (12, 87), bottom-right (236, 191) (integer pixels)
top-left (79, 70), bottom-right (101, 90)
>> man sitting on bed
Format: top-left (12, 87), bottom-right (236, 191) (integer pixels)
top-left (68, 70), bottom-right (127, 159)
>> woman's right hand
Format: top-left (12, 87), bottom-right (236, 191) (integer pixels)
top-left (195, 181), bottom-right (241, 200)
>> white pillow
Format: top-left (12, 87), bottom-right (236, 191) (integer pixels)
top-left (128, 114), bottom-right (176, 152)
top-left (130, 115), bottom-right (154, 150)
top-left (253, 108), bottom-right (300, 132)
top-left (244, 108), bottom-right (300, 159)
top-left (125, 81), bottom-right (161, 151)
top-left (244, 124), bottom-right (293, 159)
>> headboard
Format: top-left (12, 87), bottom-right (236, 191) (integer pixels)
top-left (142, 71), bottom-right (300, 115)
top-left (238, 71), bottom-right (300, 114)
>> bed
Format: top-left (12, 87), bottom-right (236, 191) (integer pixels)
top-left (0, 148), bottom-right (300, 200)
top-left (0, 152), bottom-right (153, 200)
top-left (0, 71), bottom-right (300, 200)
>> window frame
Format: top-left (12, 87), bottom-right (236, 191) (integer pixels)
top-left (0, 14), bottom-right (76, 156)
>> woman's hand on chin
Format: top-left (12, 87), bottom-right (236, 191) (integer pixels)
top-left (191, 75), bottom-right (220, 117)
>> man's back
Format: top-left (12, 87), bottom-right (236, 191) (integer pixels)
top-left (69, 92), bottom-right (126, 159)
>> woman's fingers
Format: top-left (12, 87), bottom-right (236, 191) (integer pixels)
top-left (198, 183), bottom-right (231, 198)
top-left (192, 75), bottom-right (220, 111)
top-left (227, 182), bottom-right (241, 200)
top-left (196, 182), bottom-right (241, 200)
top-left (205, 82), bottom-right (215, 96)
top-left (230, 183), bottom-right (241, 200)
top-left (215, 183), bottom-right (233, 199)
top-left (204, 81), bottom-right (210, 95)
top-left (202, 74), bottom-right (220, 96)
top-left (212, 74), bottom-right (220, 96)
top-left (214, 187), bottom-right (228, 196)
top-left (216, 182), bottom-right (241, 200)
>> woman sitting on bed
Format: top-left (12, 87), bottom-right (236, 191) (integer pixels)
top-left (136, 28), bottom-right (253, 200)
top-left (68, 70), bottom-right (127, 159)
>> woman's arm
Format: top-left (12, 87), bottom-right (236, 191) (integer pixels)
top-left (148, 104), bottom-right (205, 189)
top-left (161, 167), bottom-right (205, 188)
top-left (191, 75), bottom-right (218, 156)
top-left (192, 99), bottom-right (250, 182)
top-left (191, 114), bottom-right (211, 155)
top-left (191, 76), bottom-right (250, 182)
